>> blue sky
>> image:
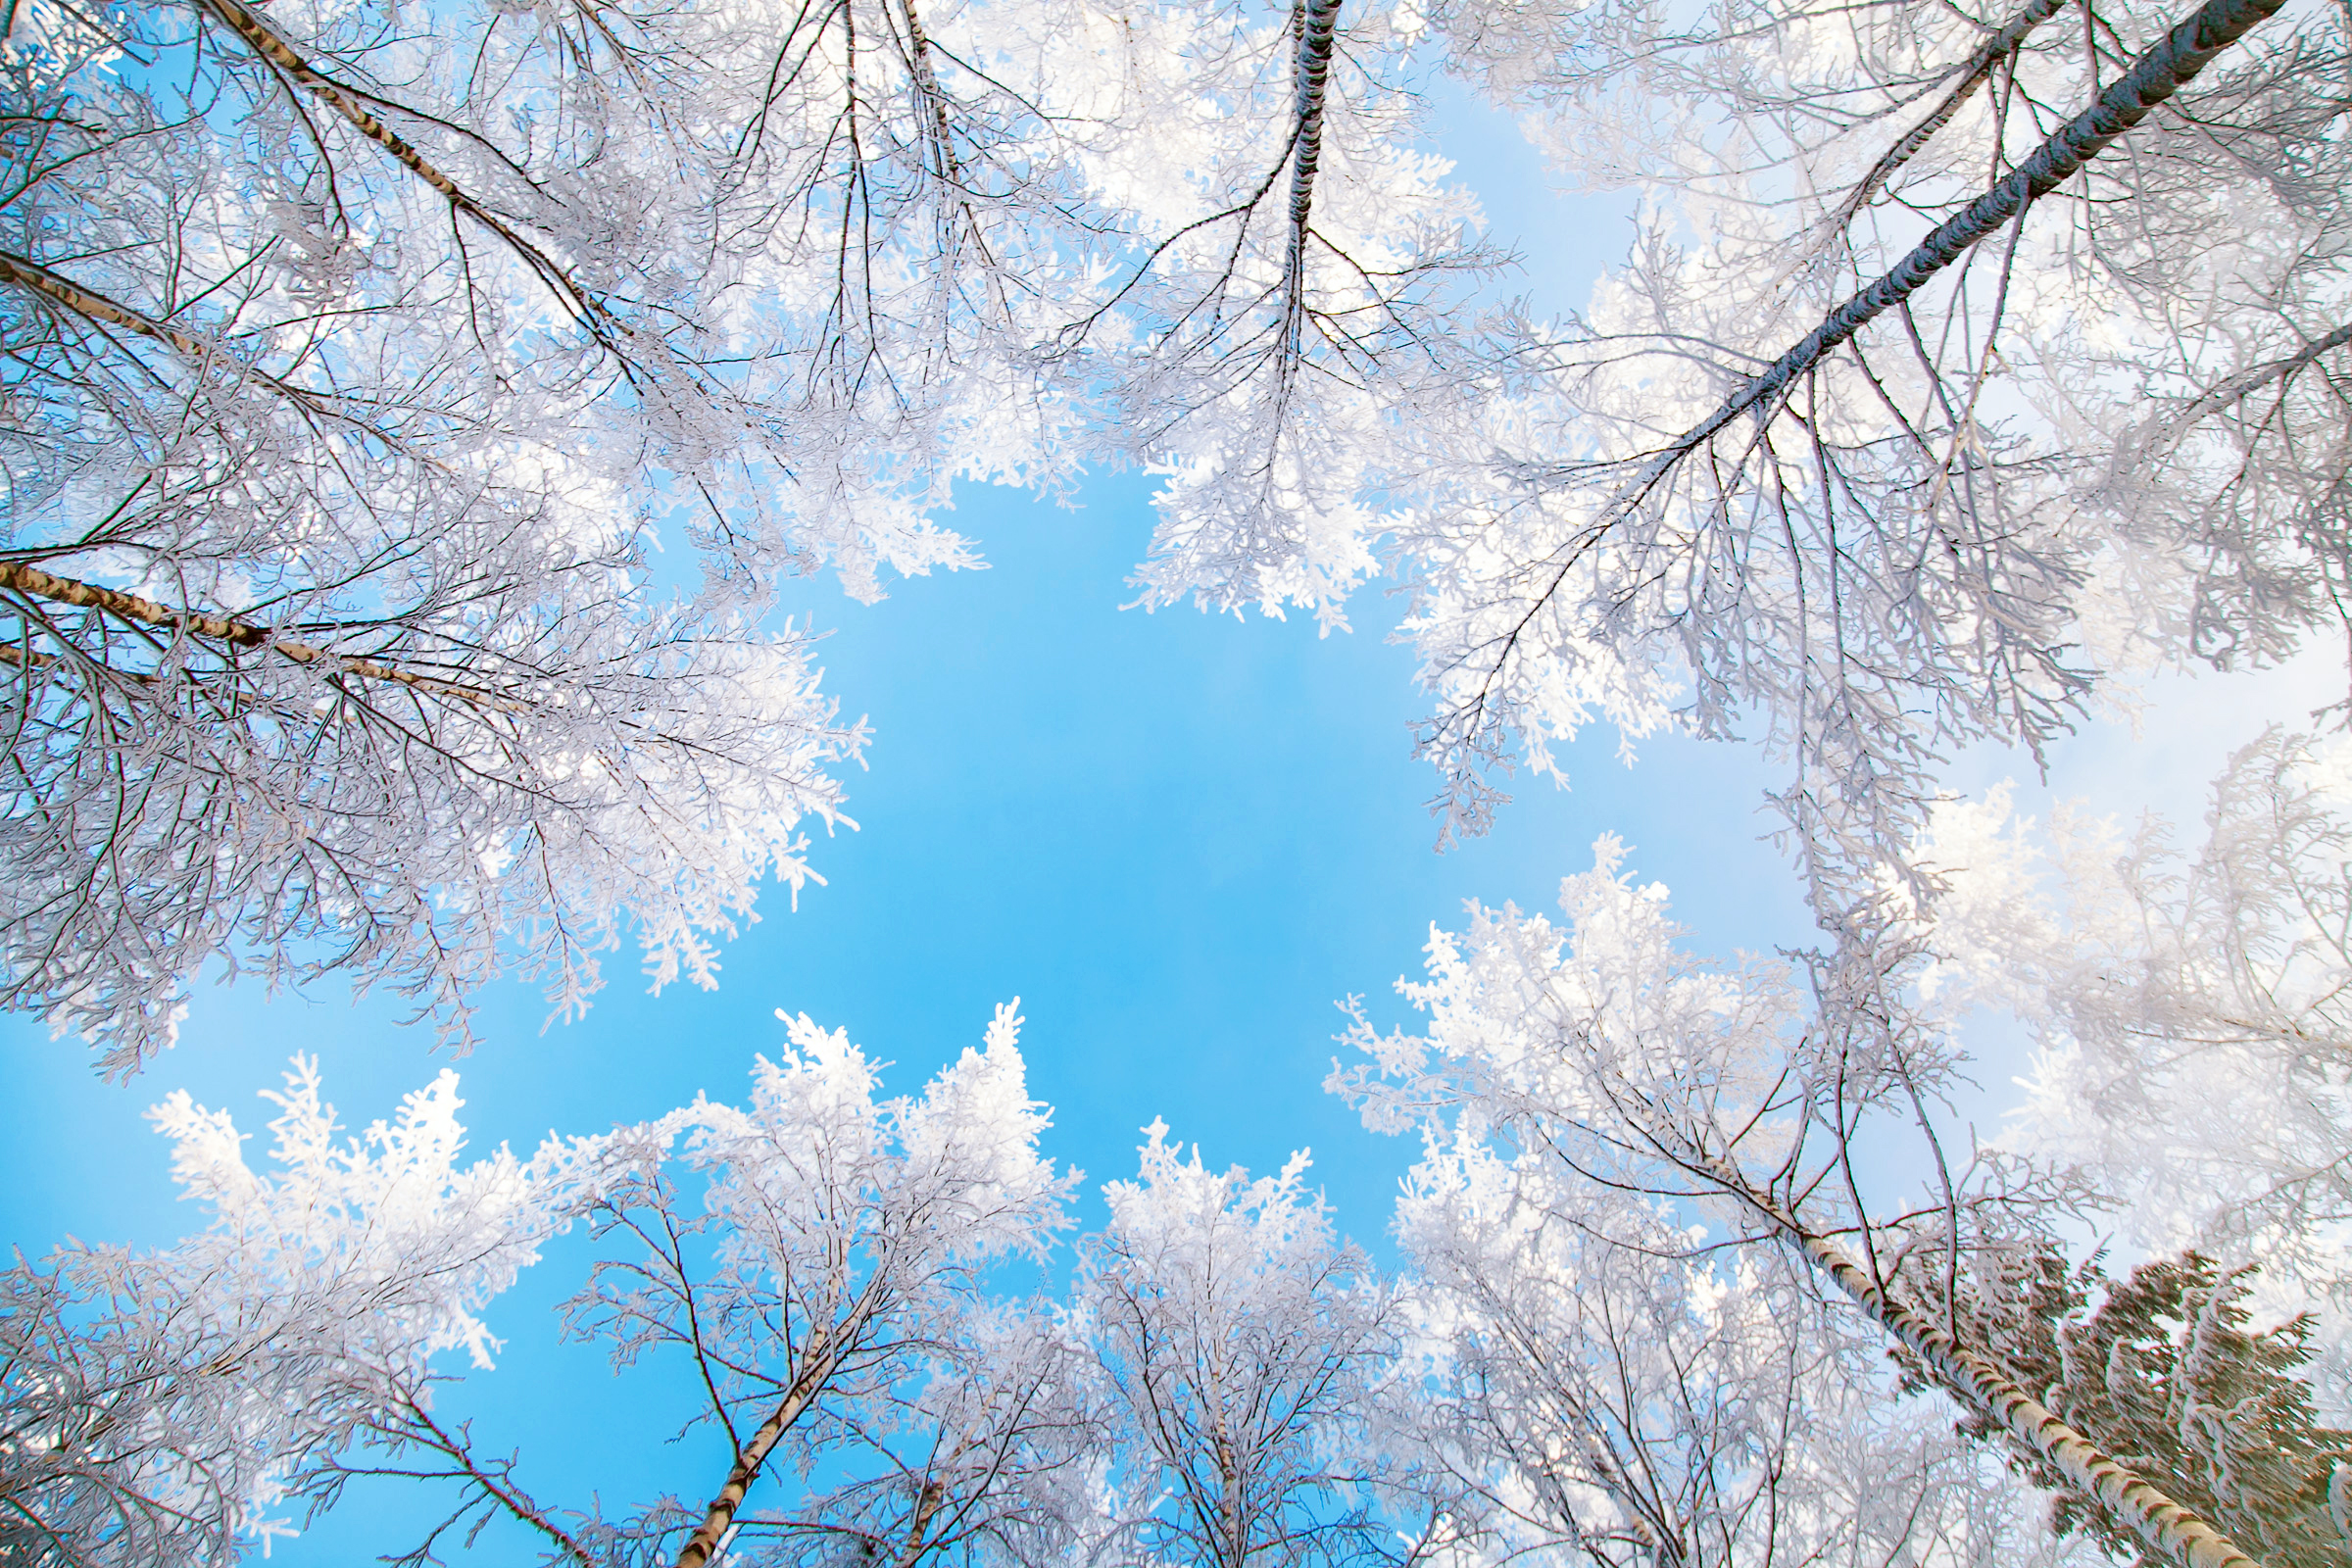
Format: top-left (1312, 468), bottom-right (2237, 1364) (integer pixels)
top-left (0, 78), bottom-right (1709, 1263)
top-left (2, 75), bottom-right (2335, 1564)
top-left (0, 469), bottom-right (1823, 1561)
top-left (0, 468), bottom-right (1815, 1256)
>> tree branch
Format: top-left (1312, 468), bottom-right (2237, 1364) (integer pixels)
top-left (1679, 0), bottom-right (2288, 466)
top-left (0, 248), bottom-right (386, 432)
top-left (1829, 0), bottom-right (2073, 233)
top-left (389, 1399), bottom-right (598, 1568)
top-left (2148, 322), bottom-right (2352, 445)
top-left (192, 0), bottom-right (614, 338)
top-left (0, 560), bottom-right (515, 710)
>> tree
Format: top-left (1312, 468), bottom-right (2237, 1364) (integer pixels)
top-left (1390, 1102), bottom-right (2092, 1568)
top-left (1080, 1123), bottom-right (1409, 1568)
top-left (0, 1005), bottom-right (1087, 1568)
top-left (0, 1056), bottom-right (561, 1566)
top-left (16, 958), bottom-right (2344, 1568)
top-left (1132, 0), bottom-right (2349, 915)
top-left (4, 0), bottom-right (890, 1066)
top-left (540, 1004), bottom-right (1080, 1568)
top-left (1331, 834), bottom-right (2292, 1567)
top-left (22, 0), bottom-right (2336, 1067)
top-left (0, 0), bottom-right (1476, 1064)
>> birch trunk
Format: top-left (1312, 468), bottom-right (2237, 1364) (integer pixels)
top-left (672, 1319), bottom-right (857, 1568)
top-left (0, 561), bottom-right (508, 708)
top-left (1634, 0), bottom-right (2292, 485)
top-left (673, 1265), bottom-right (906, 1568)
top-left (1711, 1166), bottom-right (2270, 1568)
top-left (1282, 0), bottom-right (1345, 291)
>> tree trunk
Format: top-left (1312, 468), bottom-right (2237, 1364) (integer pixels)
top-left (673, 1288), bottom-right (880, 1568)
top-left (1642, 0), bottom-right (2291, 478)
top-left (1715, 1168), bottom-right (2270, 1568)
top-left (888, 1478), bottom-right (948, 1568)
top-left (1283, 0), bottom-right (1345, 279)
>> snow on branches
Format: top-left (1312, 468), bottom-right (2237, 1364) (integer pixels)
top-left (12, 912), bottom-right (2350, 1568)
top-left (6, 1007), bottom-right (1416, 1568)
top-left (1122, 0), bottom-right (2351, 914)
top-left (1332, 832), bottom-right (2332, 1567)
top-left (1907, 731), bottom-right (2352, 1401)
top-left (1, 1056), bottom-right (561, 1566)
top-left (0, 0), bottom-right (1482, 1064)
top-left (16, 0), bottom-right (2345, 1065)
top-left (1082, 1124), bottom-right (1405, 1568)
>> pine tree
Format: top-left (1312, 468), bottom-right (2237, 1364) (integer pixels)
top-left (1916, 1250), bottom-right (2352, 1568)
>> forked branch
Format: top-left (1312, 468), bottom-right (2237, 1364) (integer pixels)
top-left (672, 1275), bottom-right (889, 1568)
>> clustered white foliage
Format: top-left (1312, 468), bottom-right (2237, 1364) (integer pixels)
top-left (0, 0), bottom-right (1476, 1065)
top-left (11, 0), bottom-right (2352, 1555)
top-left (1084, 1123), bottom-right (1400, 1568)
top-left (9, 0), bottom-right (2347, 1073)
top-left (1181, 0), bottom-right (2350, 895)
top-left (1, 1057), bottom-right (559, 1565)
top-left (1323, 837), bottom-right (2108, 1564)
top-left (30, 927), bottom-right (2334, 1568)
top-left (5, 1010), bottom-right (1438, 1568)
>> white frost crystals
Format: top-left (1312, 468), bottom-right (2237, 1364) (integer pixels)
top-left (0, 0), bottom-right (1485, 1068)
top-left (1083, 1123), bottom-right (1401, 1568)
top-left (1908, 732), bottom-right (2352, 1400)
top-left (0, 1005), bottom-right (1092, 1568)
top-left (1333, 826), bottom-right (2347, 1567)
top-left (0, 1055), bottom-right (564, 1567)
top-left (12, 877), bottom-right (2352, 1568)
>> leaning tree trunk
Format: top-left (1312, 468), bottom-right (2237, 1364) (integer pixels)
top-left (1619, 0), bottom-right (2294, 496)
top-left (672, 1280), bottom-right (883, 1568)
top-left (1710, 1163), bottom-right (2270, 1568)
top-left (0, 561), bottom-right (505, 708)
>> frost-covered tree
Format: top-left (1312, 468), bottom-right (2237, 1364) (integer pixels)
top-left (17, 0), bottom-right (2338, 1066)
top-left (0, 1057), bottom-right (562, 1567)
top-left (541, 1004), bottom-right (1080, 1568)
top-left (1134, 0), bottom-right (2350, 911)
top-left (1333, 836), bottom-right (2293, 1568)
top-left (1391, 1111), bottom-right (2093, 1568)
top-left (1401, 0), bottom-right (2349, 886)
top-left (21, 960), bottom-right (2341, 1568)
top-left (0, 1005), bottom-right (1088, 1568)
top-left (0, 0), bottom-right (1476, 1065)
top-left (3, 0), bottom-right (897, 1066)
top-left (1080, 1124), bottom-right (1409, 1568)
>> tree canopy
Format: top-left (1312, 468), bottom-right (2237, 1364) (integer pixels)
top-left (4, 0), bottom-right (2349, 1560)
